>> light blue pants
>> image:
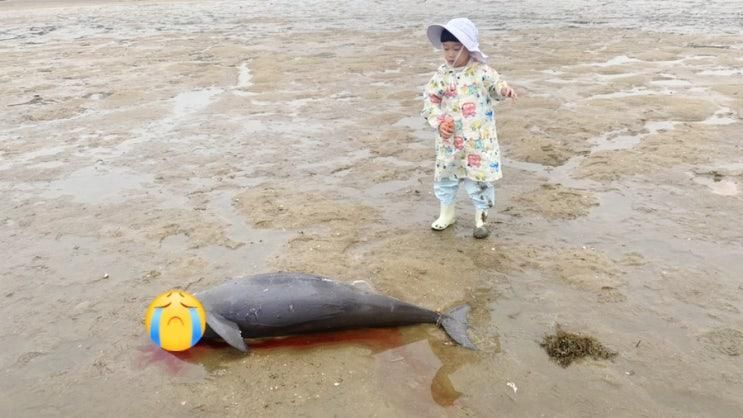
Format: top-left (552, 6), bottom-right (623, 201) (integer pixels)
top-left (434, 178), bottom-right (495, 210)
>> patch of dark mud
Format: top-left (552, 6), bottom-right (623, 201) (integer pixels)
top-left (510, 183), bottom-right (599, 220)
top-left (235, 185), bottom-right (378, 230)
top-left (597, 286), bottom-right (627, 303)
top-left (698, 328), bottom-right (743, 357)
top-left (541, 327), bottom-right (618, 367)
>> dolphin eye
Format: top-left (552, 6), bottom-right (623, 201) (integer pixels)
top-left (155, 302), bottom-right (172, 308)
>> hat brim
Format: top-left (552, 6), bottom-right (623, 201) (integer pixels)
top-left (426, 23), bottom-right (488, 62)
top-left (426, 24), bottom-right (446, 49)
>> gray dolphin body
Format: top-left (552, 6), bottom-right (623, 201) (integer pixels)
top-left (194, 272), bottom-right (475, 352)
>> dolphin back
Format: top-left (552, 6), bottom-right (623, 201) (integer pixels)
top-left (196, 272), bottom-right (440, 338)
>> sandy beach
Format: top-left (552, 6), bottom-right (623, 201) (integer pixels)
top-left (1, 0), bottom-right (742, 416)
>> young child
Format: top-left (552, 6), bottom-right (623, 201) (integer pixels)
top-left (421, 17), bottom-right (517, 239)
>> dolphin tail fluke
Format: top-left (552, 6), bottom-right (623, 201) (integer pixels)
top-left (206, 311), bottom-right (249, 352)
top-left (441, 305), bottom-right (476, 350)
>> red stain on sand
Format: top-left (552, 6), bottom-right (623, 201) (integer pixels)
top-left (136, 328), bottom-right (405, 374)
top-left (249, 328), bottom-right (405, 353)
top-left (135, 345), bottom-right (189, 374)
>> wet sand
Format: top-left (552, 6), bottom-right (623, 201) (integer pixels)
top-left (1, 1), bottom-right (742, 417)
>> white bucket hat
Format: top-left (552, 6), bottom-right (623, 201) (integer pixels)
top-left (426, 18), bottom-right (488, 63)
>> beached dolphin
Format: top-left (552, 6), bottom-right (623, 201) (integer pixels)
top-left (193, 272), bottom-right (475, 352)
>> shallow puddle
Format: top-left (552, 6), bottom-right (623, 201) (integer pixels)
top-left (41, 164), bottom-right (155, 204)
top-left (693, 176), bottom-right (740, 196)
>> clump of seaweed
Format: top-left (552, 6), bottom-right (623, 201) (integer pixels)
top-left (541, 327), bottom-right (618, 367)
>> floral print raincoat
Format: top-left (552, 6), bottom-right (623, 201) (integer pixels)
top-left (421, 60), bottom-right (509, 182)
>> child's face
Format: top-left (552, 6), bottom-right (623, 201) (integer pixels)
top-left (442, 41), bottom-right (470, 67)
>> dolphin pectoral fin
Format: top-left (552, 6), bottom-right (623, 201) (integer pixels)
top-left (206, 312), bottom-right (249, 353)
top-left (440, 305), bottom-right (476, 350)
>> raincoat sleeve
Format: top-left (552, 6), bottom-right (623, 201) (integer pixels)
top-left (421, 71), bottom-right (446, 129)
top-left (482, 65), bottom-right (509, 102)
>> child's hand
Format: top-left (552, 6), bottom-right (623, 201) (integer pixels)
top-left (501, 86), bottom-right (518, 101)
top-left (438, 117), bottom-right (454, 139)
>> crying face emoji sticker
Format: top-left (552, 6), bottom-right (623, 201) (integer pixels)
top-left (145, 290), bottom-right (206, 352)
